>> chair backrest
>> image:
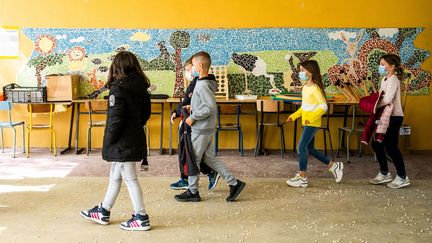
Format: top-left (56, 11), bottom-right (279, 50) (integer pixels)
top-left (218, 104), bottom-right (239, 114)
top-left (85, 100), bottom-right (108, 112)
top-left (0, 100), bottom-right (12, 111)
top-left (256, 100), bottom-right (284, 126)
top-left (27, 104), bottom-right (54, 113)
top-left (0, 100), bottom-right (13, 123)
top-left (27, 104), bottom-right (55, 128)
top-left (217, 104), bottom-right (241, 127)
top-left (210, 65), bottom-right (229, 100)
top-left (256, 100), bottom-right (284, 112)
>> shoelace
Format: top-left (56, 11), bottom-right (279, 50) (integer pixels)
top-left (89, 205), bottom-right (99, 214)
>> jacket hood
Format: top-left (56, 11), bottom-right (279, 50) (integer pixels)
top-left (197, 74), bottom-right (217, 94)
top-left (111, 72), bottom-right (148, 96)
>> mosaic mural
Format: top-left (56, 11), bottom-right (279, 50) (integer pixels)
top-left (17, 28), bottom-right (430, 98)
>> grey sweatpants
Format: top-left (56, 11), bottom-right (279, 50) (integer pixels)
top-left (102, 162), bottom-right (146, 215)
top-left (188, 132), bottom-right (237, 193)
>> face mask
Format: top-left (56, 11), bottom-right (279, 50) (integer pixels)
top-left (298, 71), bottom-right (308, 81)
top-left (184, 71), bottom-right (193, 81)
top-left (191, 66), bottom-right (200, 77)
top-left (378, 65), bottom-right (388, 75)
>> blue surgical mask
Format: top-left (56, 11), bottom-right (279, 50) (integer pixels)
top-left (378, 65), bottom-right (388, 75)
top-left (191, 66), bottom-right (200, 77)
top-left (298, 71), bottom-right (308, 81)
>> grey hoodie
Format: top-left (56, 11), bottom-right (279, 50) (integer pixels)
top-left (189, 74), bottom-right (217, 134)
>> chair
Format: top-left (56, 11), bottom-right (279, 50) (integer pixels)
top-left (26, 104), bottom-right (56, 157)
top-left (85, 101), bottom-right (108, 155)
top-left (215, 104), bottom-right (244, 156)
top-left (254, 100), bottom-right (285, 157)
top-left (210, 65), bottom-right (229, 100)
top-left (317, 104), bottom-right (334, 161)
top-left (0, 101), bottom-right (25, 157)
top-left (337, 105), bottom-right (363, 163)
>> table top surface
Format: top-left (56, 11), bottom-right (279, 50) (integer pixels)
top-left (9, 96), bottom-right (360, 106)
top-left (166, 97), bottom-right (359, 105)
top-left (72, 98), bottom-right (167, 103)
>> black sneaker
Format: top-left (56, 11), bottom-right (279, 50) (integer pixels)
top-left (80, 203), bottom-right (110, 225)
top-left (120, 213), bottom-right (151, 231)
top-left (226, 180), bottom-right (246, 202)
top-left (174, 189), bottom-right (201, 202)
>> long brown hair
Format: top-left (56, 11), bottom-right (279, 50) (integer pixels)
top-left (380, 54), bottom-right (404, 80)
top-left (107, 51), bottom-right (150, 88)
top-left (299, 60), bottom-right (325, 95)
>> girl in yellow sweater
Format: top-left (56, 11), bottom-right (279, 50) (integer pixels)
top-left (286, 60), bottom-right (343, 187)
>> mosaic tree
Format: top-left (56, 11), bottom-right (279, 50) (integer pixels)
top-left (28, 34), bottom-right (65, 87)
top-left (170, 31), bottom-right (190, 97)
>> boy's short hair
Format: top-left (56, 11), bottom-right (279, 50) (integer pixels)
top-left (183, 57), bottom-right (193, 69)
top-left (192, 51), bottom-right (211, 69)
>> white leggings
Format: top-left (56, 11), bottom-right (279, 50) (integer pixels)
top-left (102, 162), bottom-right (146, 215)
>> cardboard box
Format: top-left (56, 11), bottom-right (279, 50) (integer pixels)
top-left (46, 74), bottom-right (80, 101)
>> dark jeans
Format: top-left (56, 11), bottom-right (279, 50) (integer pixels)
top-left (371, 116), bottom-right (406, 178)
top-left (298, 126), bottom-right (331, 171)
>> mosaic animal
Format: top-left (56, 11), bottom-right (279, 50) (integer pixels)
top-left (340, 30), bottom-right (367, 82)
top-left (157, 41), bottom-right (172, 61)
top-left (284, 52), bottom-right (317, 91)
top-left (231, 53), bottom-right (280, 94)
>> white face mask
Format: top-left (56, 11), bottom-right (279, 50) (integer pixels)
top-left (184, 71), bottom-right (193, 81)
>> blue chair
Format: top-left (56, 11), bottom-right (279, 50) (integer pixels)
top-left (0, 101), bottom-right (25, 157)
top-left (215, 104), bottom-right (244, 156)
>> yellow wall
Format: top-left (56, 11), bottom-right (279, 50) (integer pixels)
top-left (0, 0), bottom-right (431, 150)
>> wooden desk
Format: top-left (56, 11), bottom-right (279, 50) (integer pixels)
top-left (72, 98), bottom-right (166, 155)
top-left (166, 98), bottom-right (258, 155)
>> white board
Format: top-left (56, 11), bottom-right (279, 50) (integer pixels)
top-left (0, 26), bottom-right (19, 58)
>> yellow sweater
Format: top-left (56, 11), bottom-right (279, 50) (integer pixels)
top-left (288, 84), bottom-right (327, 127)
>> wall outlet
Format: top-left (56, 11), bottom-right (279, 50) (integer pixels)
top-left (400, 125), bottom-right (411, 136)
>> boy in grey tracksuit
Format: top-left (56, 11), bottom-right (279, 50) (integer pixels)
top-left (174, 51), bottom-right (246, 202)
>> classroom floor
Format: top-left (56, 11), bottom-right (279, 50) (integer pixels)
top-left (0, 149), bottom-right (431, 242)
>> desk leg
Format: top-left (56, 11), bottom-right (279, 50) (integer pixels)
top-left (341, 105), bottom-right (349, 151)
top-left (169, 103), bottom-right (173, 155)
top-left (74, 103), bottom-right (84, 154)
top-left (60, 104), bottom-right (75, 154)
top-left (254, 102), bottom-right (259, 149)
top-left (159, 103), bottom-right (164, 155)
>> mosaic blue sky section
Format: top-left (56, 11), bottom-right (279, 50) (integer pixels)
top-left (22, 28), bottom-right (425, 68)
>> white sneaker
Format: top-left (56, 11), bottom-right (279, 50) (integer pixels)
top-left (370, 172), bottom-right (393, 185)
top-left (329, 162), bottom-right (344, 183)
top-left (286, 173), bottom-right (308, 188)
top-left (387, 176), bottom-right (410, 189)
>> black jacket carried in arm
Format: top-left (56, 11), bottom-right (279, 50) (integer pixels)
top-left (102, 72), bottom-right (151, 162)
top-left (178, 107), bottom-right (199, 176)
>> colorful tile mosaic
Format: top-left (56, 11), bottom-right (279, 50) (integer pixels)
top-left (18, 28), bottom-right (430, 97)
